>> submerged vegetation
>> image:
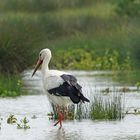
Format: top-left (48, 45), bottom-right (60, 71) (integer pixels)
top-left (17, 117), bottom-right (30, 129)
top-left (7, 114), bottom-right (17, 124)
top-left (6, 115), bottom-right (30, 130)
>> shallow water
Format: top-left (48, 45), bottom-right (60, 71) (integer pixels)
top-left (0, 70), bottom-right (140, 140)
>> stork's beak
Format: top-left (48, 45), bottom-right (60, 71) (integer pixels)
top-left (32, 59), bottom-right (43, 77)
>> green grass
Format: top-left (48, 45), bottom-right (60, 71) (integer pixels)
top-left (0, 75), bottom-right (22, 97)
top-left (0, 0), bottom-right (139, 73)
top-left (51, 48), bottom-right (132, 70)
top-left (90, 94), bottom-right (125, 120)
top-left (52, 3), bottom-right (115, 18)
top-left (112, 71), bottom-right (140, 85)
top-left (0, 0), bottom-right (113, 13)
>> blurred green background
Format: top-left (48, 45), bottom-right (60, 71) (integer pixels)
top-left (0, 0), bottom-right (140, 74)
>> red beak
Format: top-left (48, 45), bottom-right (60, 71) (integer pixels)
top-left (32, 59), bottom-right (43, 77)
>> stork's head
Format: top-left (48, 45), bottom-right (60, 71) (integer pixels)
top-left (32, 48), bottom-right (52, 77)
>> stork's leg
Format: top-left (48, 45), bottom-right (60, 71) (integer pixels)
top-left (64, 106), bottom-right (67, 119)
top-left (54, 105), bottom-right (64, 129)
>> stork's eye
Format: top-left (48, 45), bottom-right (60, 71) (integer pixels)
top-left (39, 53), bottom-right (43, 60)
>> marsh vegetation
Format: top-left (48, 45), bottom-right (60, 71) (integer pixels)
top-left (0, 0), bottom-right (139, 74)
top-left (90, 94), bottom-right (125, 120)
top-left (50, 93), bottom-right (125, 121)
top-left (0, 75), bottom-right (22, 97)
top-left (0, 0), bottom-right (140, 139)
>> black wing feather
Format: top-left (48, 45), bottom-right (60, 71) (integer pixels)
top-left (61, 74), bottom-right (82, 92)
top-left (48, 74), bottom-right (90, 104)
top-left (61, 74), bottom-right (90, 103)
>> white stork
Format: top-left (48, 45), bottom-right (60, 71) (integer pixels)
top-left (32, 48), bottom-right (89, 129)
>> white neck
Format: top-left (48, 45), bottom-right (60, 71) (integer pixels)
top-left (41, 57), bottom-right (50, 75)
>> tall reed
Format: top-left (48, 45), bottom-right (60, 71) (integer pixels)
top-left (90, 93), bottom-right (125, 120)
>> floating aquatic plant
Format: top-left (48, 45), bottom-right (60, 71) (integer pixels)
top-left (31, 115), bottom-right (37, 119)
top-left (47, 112), bottom-right (54, 120)
top-left (7, 114), bottom-right (17, 124)
top-left (17, 117), bottom-right (30, 129)
top-left (119, 87), bottom-right (130, 93)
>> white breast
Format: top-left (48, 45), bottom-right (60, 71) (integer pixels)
top-left (43, 70), bottom-right (69, 90)
top-left (45, 75), bottom-right (64, 90)
top-left (42, 70), bottom-right (73, 106)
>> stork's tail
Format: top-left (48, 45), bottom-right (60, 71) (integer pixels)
top-left (80, 94), bottom-right (90, 103)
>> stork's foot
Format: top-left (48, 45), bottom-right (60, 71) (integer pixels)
top-left (54, 106), bottom-right (65, 129)
top-left (54, 120), bottom-right (60, 126)
top-left (54, 113), bottom-right (64, 128)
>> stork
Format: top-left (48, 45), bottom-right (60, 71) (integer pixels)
top-left (32, 48), bottom-right (89, 129)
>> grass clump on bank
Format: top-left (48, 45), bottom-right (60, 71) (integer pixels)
top-left (90, 94), bottom-right (125, 120)
top-left (0, 75), bottom-right (22, 97)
